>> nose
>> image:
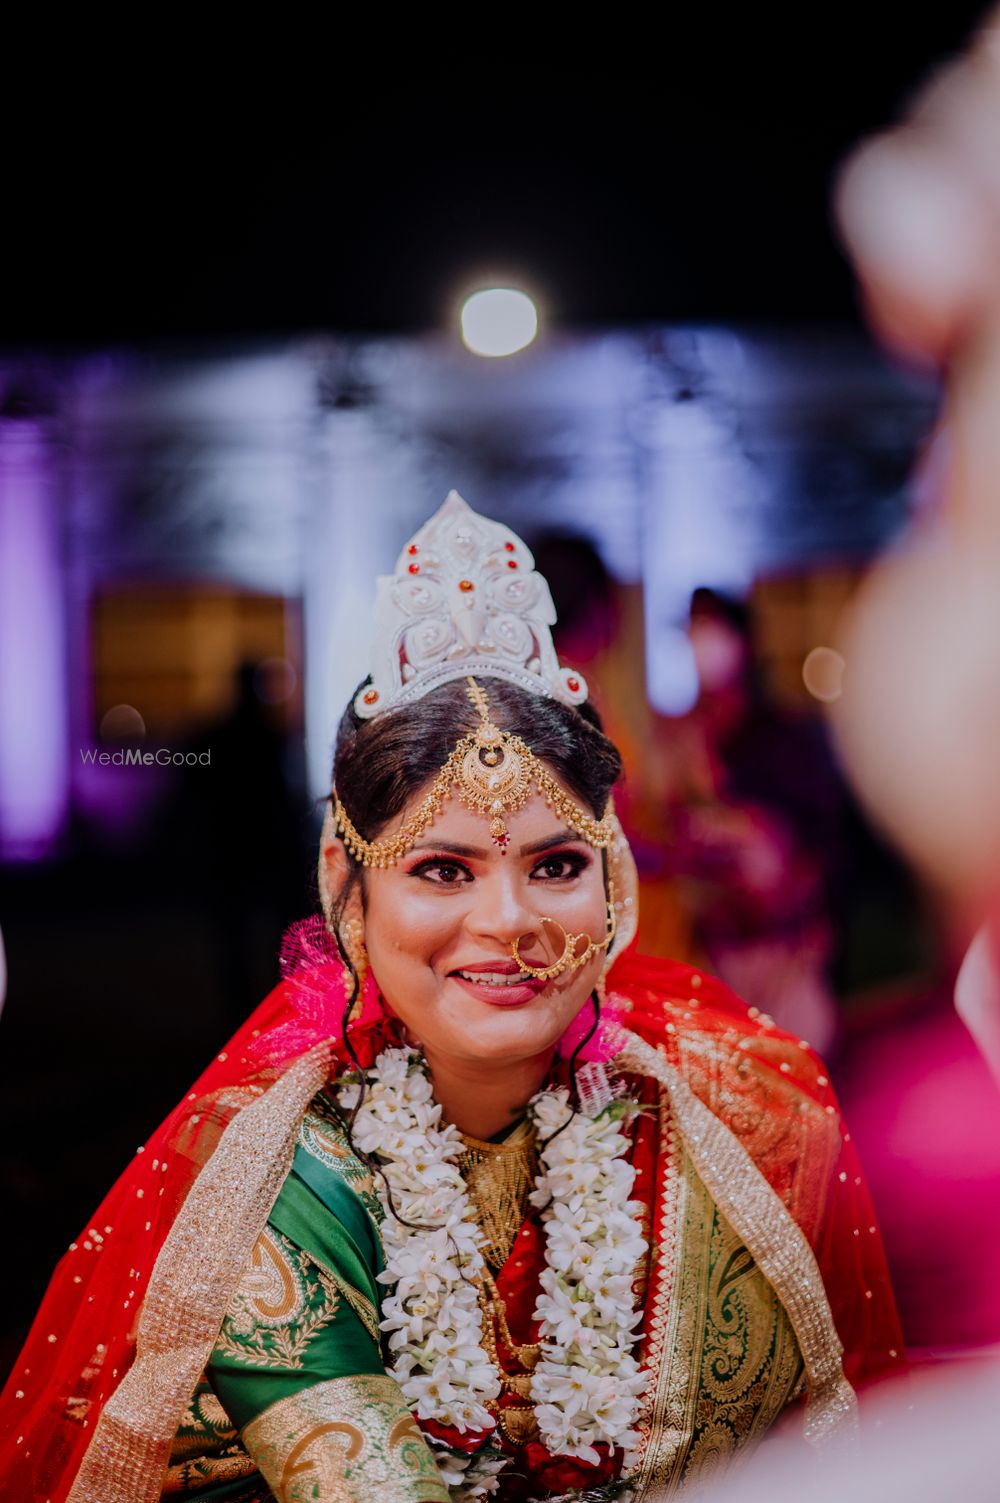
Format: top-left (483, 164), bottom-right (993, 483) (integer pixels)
top-left (463, 866), bottom-right (541, 948)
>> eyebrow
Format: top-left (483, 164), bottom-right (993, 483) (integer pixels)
top-left (519, 830), bottom-right (588, 857)
top-left (407, 829), bottom-right (586, 860)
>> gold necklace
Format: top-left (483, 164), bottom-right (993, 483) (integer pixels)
top-left (456, 1119), bottom-right (543, 1447)
top-left (456, 1117), bottom-right (540, 1274)
top-left (475, 1266), bottom-right (542, 1447)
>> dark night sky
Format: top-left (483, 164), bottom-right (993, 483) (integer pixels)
top-left (4, 11), bottom-right (991, 348)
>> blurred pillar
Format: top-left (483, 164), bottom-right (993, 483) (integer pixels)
top-left (306, 404), bottom-right (396, 801)
top-left (640, 398), bottom-right (756, 715)
top-left (0, 418), bottom-right (69, 858)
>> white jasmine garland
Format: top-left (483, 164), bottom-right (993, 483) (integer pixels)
top-left (527, 1086), bottom-right (648, 1467)
top-left (338, 1046), bottom-right (648, 1498)
top-left (338, 1048), bottom-right (505, 1501)
top-left (337, 1050), bottom-right (499, 1427)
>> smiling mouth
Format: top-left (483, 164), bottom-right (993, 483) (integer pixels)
top-left (448, 964), bottom-right (548, 1003)
top-left (453, 969), bottom-right (534, 988)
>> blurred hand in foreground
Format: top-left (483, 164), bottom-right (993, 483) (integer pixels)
top-left (831, 11), bottom-right (1000, 933)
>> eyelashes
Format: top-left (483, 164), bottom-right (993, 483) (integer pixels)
top-left (406, 850), bottom-right (592, 886)
top-left (531, 852), bottom-right (591, 881)
top-left (408, 858), bottom-right (472, 886)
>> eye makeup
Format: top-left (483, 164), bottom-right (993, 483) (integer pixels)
top-left (404, 845), bottom-right (593, 887)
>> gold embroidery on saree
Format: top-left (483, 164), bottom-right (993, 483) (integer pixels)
top-left (214, 1230), bottom-right (342, 1371)
top-left (632, 1084), bottom-right (691, 1493)
top-left (62, 1342), bottom-right (109, 1426)
top-left (616, 1033), bottom-right (857, 1458)
top-left (650, 1149), bottom-right (712, 1493)
top-left (242, 1373), bottom-right (448, 1503)
top-left (233, 1229), bottom-right (309, 1326)
top-left (171, 1380), bottom-right (239, 1456)
top-left (680, 1188), bottom-right (804, 1490)
top-left (172, 1083), bottom-right (271, 1173)
top-left (161, 1449), bottom-right (260, 1496)
top-left (632, 1148), bottom-right (805, 1498)
top-left (162, 1378), bottom-right (259, 1494)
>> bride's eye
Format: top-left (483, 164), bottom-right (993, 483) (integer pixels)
top-left (409, 858), bottom-right (473, 885)
top-left (532, 852), bottom-right (590, 881)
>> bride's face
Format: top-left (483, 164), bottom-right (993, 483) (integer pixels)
top-left (354, 777), bottom-right (609, 1069)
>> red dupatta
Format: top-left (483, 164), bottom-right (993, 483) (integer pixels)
top-left (609, 947), bottom-right (905, 1395)
top-left (0, 926), bottom-right (905, 1502)
top-left (0, 920), bottom-right (386, 1502)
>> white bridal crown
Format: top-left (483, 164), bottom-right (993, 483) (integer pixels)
top-left (353, 491), bottom-right (590, 720)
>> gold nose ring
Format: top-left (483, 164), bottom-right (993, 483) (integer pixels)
top-left (509, 893), bottom-right (617, 982)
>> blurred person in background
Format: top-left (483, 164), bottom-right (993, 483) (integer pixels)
top-left (150, 658), bottom-right (315, 1029)
top-left (665, 587), bottom-right (847, 1058)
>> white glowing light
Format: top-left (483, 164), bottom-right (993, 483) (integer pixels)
top-left (802, 646), bottom-right (846, 703)
top-left (460, 289), bottom-right (538, 357)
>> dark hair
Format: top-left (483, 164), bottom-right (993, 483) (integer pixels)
top-left (690, 585), bottom-right (751, 638)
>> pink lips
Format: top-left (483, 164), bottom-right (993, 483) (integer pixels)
top-left (448, 959), bottom-right (548, 1008)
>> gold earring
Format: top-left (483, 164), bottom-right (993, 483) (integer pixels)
top-left (340, 916), bottom-right (369, 993)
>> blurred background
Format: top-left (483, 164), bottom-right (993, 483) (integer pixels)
top-left (3, 10), bottom-right (999, 1386)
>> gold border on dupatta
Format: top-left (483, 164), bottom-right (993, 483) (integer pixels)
top-left (629, 1083), bottom-right (699, 1496)
top-left (67, 1044), bottom-right (332, 1503)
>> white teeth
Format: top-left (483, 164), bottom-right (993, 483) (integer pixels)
top-left (456, 970), bottom-right (523, 987)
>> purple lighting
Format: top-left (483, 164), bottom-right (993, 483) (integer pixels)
top-left (0, 421), bottom-right (68, 859)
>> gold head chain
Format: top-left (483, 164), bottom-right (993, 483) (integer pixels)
top-left (331, 676), bottom-right (615, 864)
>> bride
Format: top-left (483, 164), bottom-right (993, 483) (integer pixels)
top-left (0, 494), bottom-right (904, 1502)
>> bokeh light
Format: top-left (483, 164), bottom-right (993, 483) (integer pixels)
top-left (802, 645), bottom-right (846, 702)
top-left (460, 288), bottom-right (538, 357)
